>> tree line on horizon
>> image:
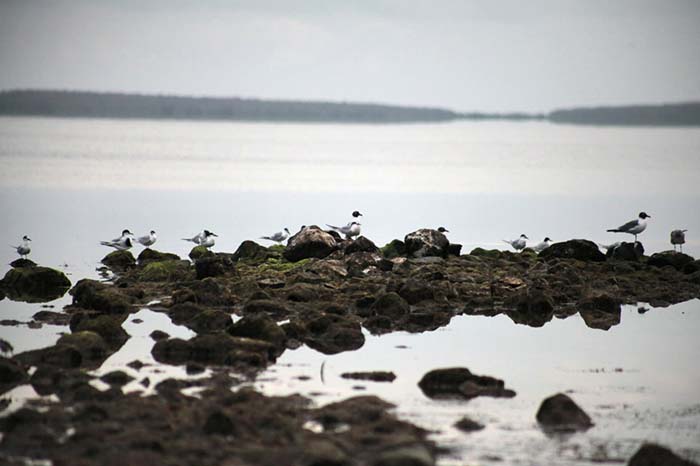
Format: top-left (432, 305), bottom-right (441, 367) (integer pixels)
top-left (0, 90), bottom-right (698, 125)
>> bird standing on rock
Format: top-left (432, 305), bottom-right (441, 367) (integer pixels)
top-left (261, 228), bottom-right (290, 244)
top-left (137, 230), bottom-right (157, 248)
top-left (12, 235), bottom-right (31, 259)
top-left (533, 237), bottom-right (552, 253)
top-left (671, 229), bottom-right (687, 253)
top-left (327, 222), bottom-right (361, 240)
top-left (182, 230), bottom-right (217, 246)
top-left (607, 212), bottom-right (650, 243)
top-left (504, 234), bottom-right (528, 251)
top-left (100, 229), bottom-right (134, 250)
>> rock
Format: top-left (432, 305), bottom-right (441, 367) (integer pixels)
top-left (0, 356), bottom-right (28, 393)
top-left (283, 226), bottom-right (337, 262)
top-left (285, 283), bottom-right (319, 302)
top-left (15, 344), bottom-right (82, 369)
top-left (242, 299), bottom-right (290, 318)
top-left (303, 314), bottom-right (365, 355)
top-left (580, 309), bottom-right (621, 330)
top-left (371, 292), bottom-right (410, 319)
top-left (202, 411), bottom-right (236, 435)
top-left (188, 309), bottom-right (232, 334)
top-left (418, 367), bottom-right (516, 399)
top-left (140, 260), bottom-right (193, 282)
top-left (0, 266), bottom-right (71, 302)
top-left (372, 445), bottom-right (435, 466)
top-left (32, 310), bottom-right (70, 326)
top-left (345, 236), bottom-right (379, 255)
top-left (579, 293), bottom-right (622, 329)
top-left (341, 371), bottom-right (396, 382)
top-left (189, 245), bottom-right (214, 261)
top-left (231, 240), bottom-right (276, 263)
top-left (539, 239), bottom-right (606, 262)
top-left (454, 416), bottom-right (485, 432)
top-left (627, 443), bottom-right (698, 466)
top-left (227, 314), bottom-right (286, 349)
top-left (607, 242), bottom-right (644, 261)
top-left (69, 279), bottom-right (131, 314)
top-left (0, 338), bottom-right (12, 354)
top-left (648, 251), bottom-right (695, 271)
top-left (100, 370), bottom-right (133, 387)
top-left (150, 330), bottom-right (170, 341)
top-left (536, 393), bottom-right (593, 432)
top-left (469, 248), bottom-right (502, 258)
top-left (101, 250), bottom-right (136, 268)
top-left (195, 255), bottom-right (233, 279)
top-left (381, 239), bottom-right (407, 259)
top-left (137, 249), bottom-right (180, 264)
top-left (684, 260), bottom-right (700, 275)
top-left (506, 289), bottom-right (554, 327)
top-left (69, 314), bottom-right (129, 347)
top-left (57, 331), bottom-right (109, 360)
top-left (152, 334), bottom-right (276, 368)
top-left (398, 280), bottom-right (435, 305)
top-left (257, 278), bottom-right (285, 289)
top-left (447, 243), bottom-right (462, 256)
top-left (9, 258), bottom-right (37, 268)
top-left (168, 302), bottom-right (206, 324)
top-left (404, 229), bottom-right (449, 258)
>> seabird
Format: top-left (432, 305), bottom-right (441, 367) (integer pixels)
top-left (327, 222), bottom-right (361, 240)
top-left (137, 230), bottom-right (157, 248)
top-left (504, 234), bottom-right (528, 251)
top-left (437, 227), bottom-right (449, 233)
top-left (100, 229), bottom-right (134, 250)
top-left (598, 242), bottom-right (621, 253)
top-left (182, 230), bottom-right (217, 245)
top-left (671, 229), bottom-right (687, 253)
top-left (352, 211), bottom-right (363, 218)
top-left (532, 237), bottom-right (552, 253)
top-left (199, 230), bottom-right (218, 248)
top-left (261, 228), bottom-right (290, 244)
top-left (11, 235), bottom-right (31, 259)
top-left (607, 212), bottom-right (650, 243)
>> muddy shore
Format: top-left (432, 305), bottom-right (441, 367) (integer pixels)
top-left (1, 227), bottom-right (699, 465)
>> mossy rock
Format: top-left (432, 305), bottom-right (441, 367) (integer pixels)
top-left (10, 258), bottom-right (37, 268)
top-left (255, 257), bottom-right (310, 274)
top-left (469, 248), bottom-right (502, 259)
top-left (137, 249), bottom-right (180, 264)
top-left (140, 260), bottom-right (193, 282)
top-left (232, 240), bottom-right (278, 264)
top-left (381, 240), bottom-right (406, 259)
top-left (70, 279), bottom-right (131, 314)
top-left (101, 250), bottom-right (136, 268)
top-left (69, 314), bottom-right (129, 348)
top-left (0, 266), bottom-right (71, 303)
top-left (57, 331), bottom-right (109, 359)
top-left (189, 246), bottom-right (214, 261)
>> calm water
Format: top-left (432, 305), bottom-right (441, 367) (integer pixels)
top-left (1, 116), bottom-right (699, 465)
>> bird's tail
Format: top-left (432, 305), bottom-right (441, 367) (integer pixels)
top-left (326, 224), bottom-right (339, 231)
top-left (606, 229), bottom-right (619, 233)
top-left (99, 241), bottom-right (111, 246)
top-left (502, 240), bottom-right (512, 246)
top-left (260, 236), bottom-right (272, 241)
top-left (181, 238), bottom-right (194, 242)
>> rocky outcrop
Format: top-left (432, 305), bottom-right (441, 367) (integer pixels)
top-left (404, 229), bottom-right (449, 258)
top-left (0, 264), bottom-right (71, 302)
top-left (418, 367), bottom-right (516, 399)
top-left (540, 239), bottom-right (606, 262)
top-left (345, 236), bottom-right (379, 255)
top-left (136, 249), bottom-right (180, 264)
top-left (101, 250), bottom-right (136, 268)
top-left (536, 393), bottom-right (593, 432)
top-left (648, 251), bottom-right (695, 271)
top-left (627, 443), bottom-right (698, 466)
top-left (283, 226), bottom-right (337, 262)
top-left (607, 242), bottom-right (644, 261)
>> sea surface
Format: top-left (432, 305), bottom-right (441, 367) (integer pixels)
top-left (1, 116), bottom-right (699, 465)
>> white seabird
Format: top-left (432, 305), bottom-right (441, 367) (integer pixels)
top-left (327, 221), bottom-right (361, 240)
top-left (198, 230), bottom-right (218, 248)
top-left (437, 227), bottom-right (449, 234)
top-left (12, 235), bottom-right (32, 259)
top-left (100, 229), bottom-right (134, 250)
top-left (532, 237), bottom-right (552, 253)
top-left (137, 230), bottom-right (157, 248)
top-left (504, 234), bottom-right (528, 251)
top-left (607, 212), bottom-right (650, 243)
top-left (598, 242), bottom-right (621, 253)
top-left (671, 229), bottom-right (687, 253)
top-left (261, 228), bottom-right (290, 244)
top-left (182, 230), bottom-right (217, 245)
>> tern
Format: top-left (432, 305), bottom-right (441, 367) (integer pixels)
top-left (261, 228), bottom-right (290, 244)
top-left (437, 227), bottom-right (449, 234)
top-left (327, 221), bottom-right (361, 240)
top-left (352, 211), bottom-right (363, 218)
top-left (100, 229), bottom-right (134, 250)
top-left (11, 235), bottom-right (31, 259)
top-left (182, 230), bottom-right (217, 245)
top-left (532, 237), bottom-right (552, 253)
top-left (504, 234), bottom-right (528, 251)
top-left (607, 212), bottom-right (650, 243)
top-left (196, 230), bottom-right (218, 248)
top-left (137, 230), bottom-right (157, 248)
top-left (671, 229), bottom-right (687, 253)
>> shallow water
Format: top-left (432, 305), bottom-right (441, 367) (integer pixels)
top-left (1, 116), bottom-right (700, 464)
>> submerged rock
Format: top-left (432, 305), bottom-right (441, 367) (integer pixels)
top-left (404, 229), bottom-right (449, 258)
top-left (506, 289), bottom-right (555, 327)
top-left (418, 367), bottom-right (516, 399)
top-left (454, 416), bottom-right (485, 432)
top-left (627, 443), bottom-right (698, 466)
top-left (536, 393), bottom-right (593, 432)
top-left (539, 239), bottom-right (606, 262)
top-left (101, 250), bottom-right (136, 268)
top-left (227, 314), bottom-right (286, 350)
top-left (0, 265), bottom-right (71, 302)
top-left (341, 371), bottom-right (396, 382)
top-left (648, 251), bottom-right (695, 271)
top-left (303, 314), bottom-right (365, 354)
top-left (283, 226), bottom-right (337, 262)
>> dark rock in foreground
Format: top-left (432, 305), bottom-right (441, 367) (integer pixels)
top-left (628, 443), bottom-right (698, 466)
top-left (418, 367), bottom-right (516, 400)
top-left (341, 371), bottom-right (397, 382)
top-left (648, 251), bottom-right (695, 271)
top-left (536, 393), bottom-right (593, 432)
top-left (540, 239), bottom-right (606, 262)
top-left (0, 265), bottom-right (71, 302)
top-left (284, 226), bottom-right (337, 262)
top-left (0, 356), bottom-right (28, 394)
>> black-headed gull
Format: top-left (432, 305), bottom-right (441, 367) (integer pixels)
top-left (607, 212), bottom-right (650, 242)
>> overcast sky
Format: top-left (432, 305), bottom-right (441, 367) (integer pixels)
top-left (1, 0), bottom-right (698, 112)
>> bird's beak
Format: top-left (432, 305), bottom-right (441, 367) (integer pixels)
top-left (212, 233), bottom-right (219, 237)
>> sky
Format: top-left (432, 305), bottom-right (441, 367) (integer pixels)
top-left (0, 0), bottom-right (699, 113)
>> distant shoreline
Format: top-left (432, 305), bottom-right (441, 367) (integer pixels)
top-left (1, 90), bottom-right (699, 126)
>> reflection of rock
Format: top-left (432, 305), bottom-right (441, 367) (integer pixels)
top-left (579, 292), bottom-right (621, 330)
top-left (628, 443), bottom-right (698, 466)
top-left (302, 314), bottom-right (365, 355)
top-left (283, 226), bottom-right (337, 262)
top-left (101, 250), bottom-right (136, 269)
top-left (580, 309), bottom-right (621, 330)
top-left (341, 371), bottom-right (396, 382)
top-left (539, 239), bottom-right (606, 262)
top-left (536, 393), bottom-right (593, 432)
top-left (506, 289), bottom-right (554, 327)
top-left (454, 416), bottom-right (484, 432)
top-left (228, 314), bottom-right (286, 350)
top-left (404, 229), bottom-right (449, 258)
top-left (648, 251), bottom-right (695, 271)
top-left (418, 367), bottom-right (516, 400)
top-left (0, 265), bottom-right (71, 303)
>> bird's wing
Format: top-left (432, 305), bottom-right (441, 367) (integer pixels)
top-left (615, 219), bottom-right (639, 232)
top-left (326, 224), bottom-right (339, 230)
top-left (502, 240), bottom-right (514, 246)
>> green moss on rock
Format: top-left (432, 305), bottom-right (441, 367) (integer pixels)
top-left (0, 266), bottom-right (71, 302)
top-left (140, 260), bottom-right (193, 282)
